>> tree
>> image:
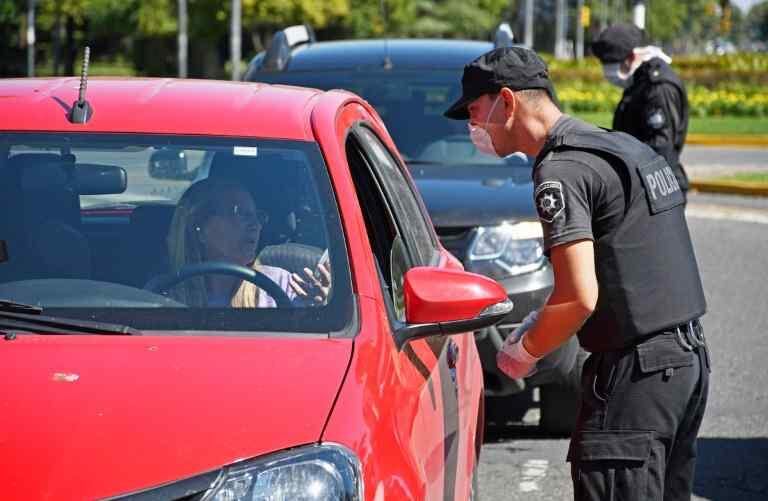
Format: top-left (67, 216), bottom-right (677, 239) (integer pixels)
top-left (747, 0), bottom-right (768, 41)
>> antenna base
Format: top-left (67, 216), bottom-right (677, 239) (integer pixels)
top-left (68, 100), bottom-right (93, 124)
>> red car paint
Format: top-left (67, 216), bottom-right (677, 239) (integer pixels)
top-left (0, 78), bottom-right (502, 500)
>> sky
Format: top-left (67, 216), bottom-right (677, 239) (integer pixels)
top-left (731, 0), bottom-right (761, 12)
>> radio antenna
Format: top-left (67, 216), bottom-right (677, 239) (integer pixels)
top-left (68, 46), bottom-right (94, 124)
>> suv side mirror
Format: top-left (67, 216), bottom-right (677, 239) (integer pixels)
top-left (148, 149), bottom-right (194, 180)
top-left (394, 266), bottom-right (513, 349)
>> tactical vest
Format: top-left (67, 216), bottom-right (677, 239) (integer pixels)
top-left (536, 130), bottom-right (706, 351)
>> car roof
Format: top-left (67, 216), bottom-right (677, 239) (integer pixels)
top-left (276, 39), bottom-right (493, 72)
top-left (0, 78), bottom-right (347, 140)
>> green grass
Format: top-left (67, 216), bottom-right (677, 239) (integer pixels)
top-left (713, 172), bottom-right (768, 184)
top-left (573, 112), bottom-right (768, 136)
top-left (33, 61), bottom-right (136, 77)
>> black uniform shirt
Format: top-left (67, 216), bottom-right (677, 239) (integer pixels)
top-left (613, 58), bottom-right (690, 190)
top-left (533, 115), bottom-right (627, 254)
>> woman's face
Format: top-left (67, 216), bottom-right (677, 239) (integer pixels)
top-left (199, 188), bottom-right (265, 266)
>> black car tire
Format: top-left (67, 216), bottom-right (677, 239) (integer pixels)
top-left (538, 348), bottom-right (588, 435)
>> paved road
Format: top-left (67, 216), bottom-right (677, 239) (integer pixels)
top-left (682, 145), bottom-right (768, 178)
top-left (478, 192), bottom-right (768, 500)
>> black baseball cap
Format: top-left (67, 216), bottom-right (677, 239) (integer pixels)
top-left (591, 23), bottom-right (646, 63)
top-left (444, 46), bottom-right (557, 120)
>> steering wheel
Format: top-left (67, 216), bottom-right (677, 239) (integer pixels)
top-left (144, 261), bottom-right (292, 308)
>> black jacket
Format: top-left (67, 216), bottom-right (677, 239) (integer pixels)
top-left (613, 57), bottom-right (690, 191)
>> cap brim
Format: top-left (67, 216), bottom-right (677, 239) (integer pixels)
top-left (443, 94), bottom-right (473, 120)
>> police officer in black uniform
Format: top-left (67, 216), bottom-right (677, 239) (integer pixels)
top-left (592, 23), bottom-right (691, 195)
top-left (444, 46), bottom-right (710, 501)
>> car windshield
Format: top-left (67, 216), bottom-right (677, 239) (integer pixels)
top-left (254, 70), bottom-right (519, 166)
top-left (0, 133), bottom-right (353, 334)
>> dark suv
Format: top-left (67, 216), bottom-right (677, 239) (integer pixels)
top-left (244, 25), bottom-right (581, 432)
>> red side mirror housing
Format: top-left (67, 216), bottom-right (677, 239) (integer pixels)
top-left (394, 267), bottom-right (513, 349)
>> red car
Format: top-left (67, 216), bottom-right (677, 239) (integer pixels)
top-left (0, 77), bottom-right (512, 500)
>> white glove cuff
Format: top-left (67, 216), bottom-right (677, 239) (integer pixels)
top-left (507, 333), bottom-right (541, 364)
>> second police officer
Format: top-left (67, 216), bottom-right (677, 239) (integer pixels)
top-left (444, 46), bottom-right (710, 500)
top-left (592, 23), bottom-right (692, 197)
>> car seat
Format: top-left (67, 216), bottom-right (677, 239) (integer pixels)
top-left (0, 153), bottom-right (92, 282)
top-left (116, 204), bottom-right (176, 287)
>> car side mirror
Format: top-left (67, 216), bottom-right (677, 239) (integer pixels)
top-left (148, 148), bottom-right (194, 180)
top-left (394, 266), bottom-right (513, 349)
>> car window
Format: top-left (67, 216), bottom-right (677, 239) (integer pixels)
top-left (345, 132), bottom-right (410, 322)
top-left (354, 126), bottom-right (439, 265)
top-left (0, 133), bottom-right (353, 334)
top-left (252, 70), bottom-right (511, 166)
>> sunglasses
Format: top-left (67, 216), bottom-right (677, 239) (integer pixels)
top-left (209, 204), bottom-right (269, 225)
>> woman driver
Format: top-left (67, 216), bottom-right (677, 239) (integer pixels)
top-left (166, 178), bottom-right (329, 307)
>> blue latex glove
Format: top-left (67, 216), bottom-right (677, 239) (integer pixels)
top-left (496, 310), bottom-right (542, 379)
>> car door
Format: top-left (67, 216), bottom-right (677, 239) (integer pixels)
top-left (344, 118), bottom-right (482, 500)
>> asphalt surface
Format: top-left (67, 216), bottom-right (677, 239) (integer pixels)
top-left (682, 145), bottom-right (768, 179)
top-left (477, 191), bottom-right (768, 501)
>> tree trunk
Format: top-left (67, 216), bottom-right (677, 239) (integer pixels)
top-left (64, 16), bottom-right (76, 76)
top-left (52, 8), bottom-right (62, 75)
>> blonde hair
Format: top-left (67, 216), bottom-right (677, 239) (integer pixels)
top-left (167, 177), bottom-right (261, 307)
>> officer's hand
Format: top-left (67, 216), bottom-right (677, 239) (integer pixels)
top-left (497, 332), bottom-right (542, 379)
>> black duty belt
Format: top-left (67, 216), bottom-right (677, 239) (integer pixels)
top-left (658, 319), bottom-right (705, 351)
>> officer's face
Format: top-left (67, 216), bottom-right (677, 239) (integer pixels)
top-left (468, 93), bottom-right (509, 154)
top-left (468, 90), bottom-right (527, 157)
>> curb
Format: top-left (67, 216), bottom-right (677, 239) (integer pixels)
top-left (689, 179), bottom-right (768, 197)
top-left (687, 134), bottom-right (768, 148)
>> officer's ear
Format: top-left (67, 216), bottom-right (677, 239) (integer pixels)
top-left (499, 87), bottom-right (517, 118)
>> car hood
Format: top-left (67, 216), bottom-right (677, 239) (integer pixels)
top-left (410, 164), bottom-right (536, 227)
top-left (0, 334), bottom-right (352, 500)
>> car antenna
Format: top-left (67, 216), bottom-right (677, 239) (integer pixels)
top-left (68, 46), bottom-right (94, 124)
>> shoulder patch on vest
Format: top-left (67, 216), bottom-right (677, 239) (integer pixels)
top-left (535, 180), bottom-right (565, 223)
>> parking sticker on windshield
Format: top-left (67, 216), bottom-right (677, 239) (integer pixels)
top-left (233, 146), bottom-right (259, 157)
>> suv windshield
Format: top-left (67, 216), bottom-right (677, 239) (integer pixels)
top-left (0, 133), bottom-right (352, 334)
top-left (255, 70), bottom-right (516, 166)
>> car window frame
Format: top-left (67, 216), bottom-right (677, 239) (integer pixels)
top-left (351, 124), bottom-right (440, 267)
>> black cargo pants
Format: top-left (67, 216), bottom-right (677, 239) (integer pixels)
top-left (568, 322), bottom-right (710, 501)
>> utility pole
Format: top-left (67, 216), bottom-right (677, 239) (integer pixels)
top-left (26, 0), bottom-right (35, 77)
top-left (230, 0), bottom-right (242, 80)
top-left (554, 0), bottom-right (567, 58)
top-left (633, 1), bottom-right (646, 30)
top-left (576, 0), bottom-right (585, 59)
top-left (178, 0), bottom-right (188, 78)
top-left (524, 0), bottom-right (534, 48)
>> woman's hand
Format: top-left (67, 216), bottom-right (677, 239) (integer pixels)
top-left (289, 260), bottom-right (331, 305)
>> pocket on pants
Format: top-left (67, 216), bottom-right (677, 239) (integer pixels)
top-left (569, 430), bottom-right (664, 501)
top-left (636, 336), bottom-right (694, 375)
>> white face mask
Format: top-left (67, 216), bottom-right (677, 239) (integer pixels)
top-left (468, 95), bottom-right (502, 157)
top-left (603, 63), bottom-right (633, 89)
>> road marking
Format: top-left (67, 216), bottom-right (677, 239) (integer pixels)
top-left (518, 459), bottom-right (549, 492)
top-left (687, 204), bottom-right (768, 225)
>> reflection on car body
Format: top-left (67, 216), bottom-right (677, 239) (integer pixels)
top-left (0, 77), bottom-right (511, 500)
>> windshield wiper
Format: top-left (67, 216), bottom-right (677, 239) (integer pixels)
top-left (0, 299), bottom-right (43, 315)
top-left (404, 159), bottom-right (442, 165)
top-left (0, 307), bottom-right (141, 336)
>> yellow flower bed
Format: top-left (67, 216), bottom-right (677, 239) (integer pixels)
top-left (554, 81), bottom-right (768, 117)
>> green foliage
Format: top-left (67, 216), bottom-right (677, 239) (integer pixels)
top-left (746, 0), bottom-right (768, 41)
top-left (556, 79), bottom-right (768, 118)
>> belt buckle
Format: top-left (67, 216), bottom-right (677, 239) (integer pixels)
top-left (675, 326), bottom-right (694, 351)
top-left (689, 320), bottom-right (706, 347)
